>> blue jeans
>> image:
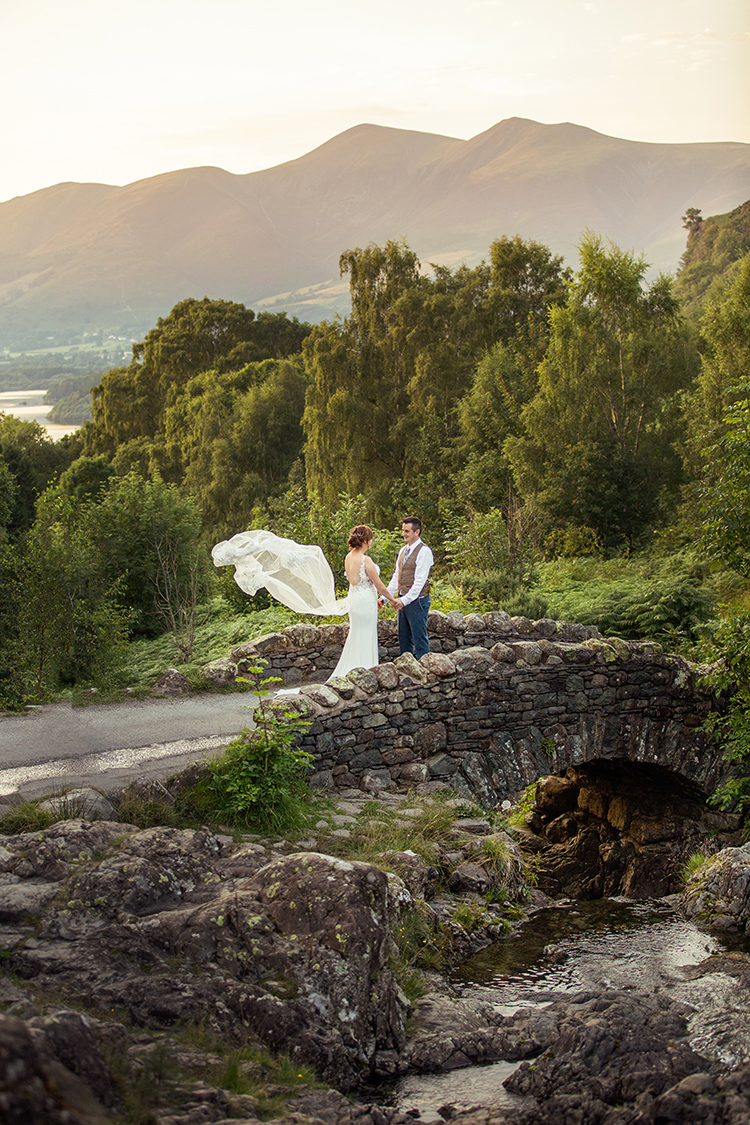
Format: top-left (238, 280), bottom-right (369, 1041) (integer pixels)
top-left (398, 595), bottom-right (431, 660)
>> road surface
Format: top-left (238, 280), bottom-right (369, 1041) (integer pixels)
top-left (0, 692), bottom-right (260, 802)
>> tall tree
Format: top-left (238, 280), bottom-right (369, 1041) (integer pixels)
top-left (164, 359), bottom-right (309, 538)
top-left (683, 252), bottom-right (750, 468)
top-left (455, 343), bottom-right (528, 512)
top-left (15, 491), bottom-right (129, 696)
top-left (303, 236), bottom-right (570, 526)
top-left (83, 299), bottom-right (312, 456)
top-left (87, 471), bottom-right (210, 637)
top-left (304, 240), bottom-right (422, 519)
top-left (0, 415), bottom-right (75, 535)
top-left (488, 235), bottom-right (570, 364)
top-left (508, 233), bottom-right (695, 548)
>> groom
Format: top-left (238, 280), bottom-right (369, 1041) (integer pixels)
top-left (384, 517), bottom-right (434, 660)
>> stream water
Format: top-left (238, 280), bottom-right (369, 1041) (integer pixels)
top-left (392, 897), bottom-right (750, 1119)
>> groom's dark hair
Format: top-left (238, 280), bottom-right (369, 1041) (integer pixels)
top-left (402, 516), bottom-right (422, 534)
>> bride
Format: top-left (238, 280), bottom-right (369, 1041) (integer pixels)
top-left (211, 524), bottom-right (396, 680)
top-left (330, 524), bottom-right (397, 679)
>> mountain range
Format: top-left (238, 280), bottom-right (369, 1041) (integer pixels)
top-left (1, 117), bottom-right (749, 346)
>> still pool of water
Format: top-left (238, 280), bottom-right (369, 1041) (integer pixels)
top-left (451, 897), bottom-right (722, 1004)
top-left (389, 898), bottom-right (750, 1119)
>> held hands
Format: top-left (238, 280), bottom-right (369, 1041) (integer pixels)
top-left (378, 596), bottom-right (402, 609)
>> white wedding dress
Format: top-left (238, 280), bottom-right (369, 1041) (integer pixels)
top-left (329, 556), bottom-right (379, 679)
top-left (211, 530), bottom-right (380, 680)
top-left (211, 530), bottom-right (350, 615)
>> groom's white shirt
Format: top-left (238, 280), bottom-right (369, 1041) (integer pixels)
top-left (387, 539), bottom-right (434, 607)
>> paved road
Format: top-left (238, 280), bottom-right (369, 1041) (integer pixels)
top-left (0, 692), bottom-right (260, 802)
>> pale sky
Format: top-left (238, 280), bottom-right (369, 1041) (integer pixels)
top-left (1, 0), bottom-right (748, 204)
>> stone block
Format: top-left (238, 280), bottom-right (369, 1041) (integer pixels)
top-left (373, 663), bottom-right (401, 690)
top-left (533, 618), bottom-right (558, 638)
top-left (448, 862), bottom-right (491, 893)
top-left (350, 747), bottom-right (384, 771)
top-left (545, 814), bottom-right (578, 843)
top-left (381, 747), bottom-right (414, 765)
top-left (377, 619), bottom-right (399, 641)
top-left (201, 658), bottom-right (239, 687)
top-left (241, 632), bottom-right (290, 655)
top-left (426, 610), bottom-right (453, 636)
top-left (151, 668), bottom-right (192, 696)
top-left (453, 646), bottom-right (494, 671)
top-left (414, 722), bottom-right (448, 757)
top-left (466, 706), bottom-right (489, 721)
top-left (324, 676), bottom-right (357, 699)
top-left (299, 683), bottom-right (340, 708)
top-left (283, 666), bottom-right (304, 685)
top-left (483, 610), bottom-right (512, 630)
top-left (361, 769), bottom-right (395, 792)
top-left (319, 623), bottom-right (348, 644)
top-left (399, 762), bottom-right (430, 783)
top-left (348, 668), bottom-right (379, 693)
top-left (509, 641), bottom-right (543, 665)
top-left (427, 753), bottom-right (459, 777)
top-left (283, 623), bottom-right (322, 647)
top-left (490, 642), bottom-right (516, 663)
top-left (464, 613), bottom-right (487, 632)
top-left (607, 795), bottom-right (632, 831)
top-left (577, 786), bottom-right (609, 819)
top-left (362, 712), bottom-right (388, 729)
top-left (393, 652), bottom-right (428, 680)
top-left (421, 652), bottom-right (457, 677)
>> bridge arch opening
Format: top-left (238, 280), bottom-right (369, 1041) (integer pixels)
top-left (518, 759), bottom-right (739, 900)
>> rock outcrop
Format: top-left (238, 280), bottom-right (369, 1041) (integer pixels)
top-left (3, 789), bottom-right (750, 1123)
top-left (682, 841), bottom-right (750, 931)
top-left (0, 819), bottom-right (408, 1090)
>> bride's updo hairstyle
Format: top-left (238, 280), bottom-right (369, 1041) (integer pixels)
top-left (348, 524), bottom-right (373, 550)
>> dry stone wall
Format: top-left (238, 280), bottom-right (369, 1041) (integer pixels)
top-left (228, 610), bottom-right (602, 686)
top-left (225, 611), bottom-right (726, 806)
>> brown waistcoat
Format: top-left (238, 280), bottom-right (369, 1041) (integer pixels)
top-left (397, 541), bottom-right (431, 598)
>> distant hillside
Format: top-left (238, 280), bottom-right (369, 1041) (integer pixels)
top-left (1, 118), bottom-right (749, 347)
top-left (674, 199), bottom-right (750, 316)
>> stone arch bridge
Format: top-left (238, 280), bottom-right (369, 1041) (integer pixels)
top-left (226, 610), bottom-right (731, 808)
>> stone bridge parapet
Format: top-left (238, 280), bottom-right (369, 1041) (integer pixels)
top-left (227, 609), bottom-right (604, 687)
top-left (244, 626), bottom-right (726, 806)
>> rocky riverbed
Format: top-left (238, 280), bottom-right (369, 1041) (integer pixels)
top-left (2, 783), bottom-right (750, 1124)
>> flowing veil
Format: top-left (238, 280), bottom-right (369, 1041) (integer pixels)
top-left (212, 530), bottom-right (351, 616)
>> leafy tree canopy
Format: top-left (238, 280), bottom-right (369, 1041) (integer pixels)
top-left (682, 251), bottom-right (750, 479)
top-left (0, 414), bottom-right (76, 536)
top-left (82, 298), bottom-right (312, 453)
top-left (164, 359), bottom-right (309, 539)
top-left (507, 233), bottom-right (696, 549)
top-left (303, 235), bottom-right (570, 527)
top-left (674, 198), bottom-right (750, 317)
top-left (86, 471), bottom-right (210, 637)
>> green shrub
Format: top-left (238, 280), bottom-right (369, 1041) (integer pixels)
top-left (450, 569), bottom-right (549, 618)
top-left (444, 508), bottom-right (511, 573)
top-left (207, 722), bottom-right (313, 833)
top-left (204, 667), bottom-right (313, 833)
top-left (537, 551), bottom-right (715, 643)
top-left (544, 525), bottom-right (602, 559)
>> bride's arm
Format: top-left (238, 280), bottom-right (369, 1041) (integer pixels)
top-left (364, 557), bottom-right (397, 603)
